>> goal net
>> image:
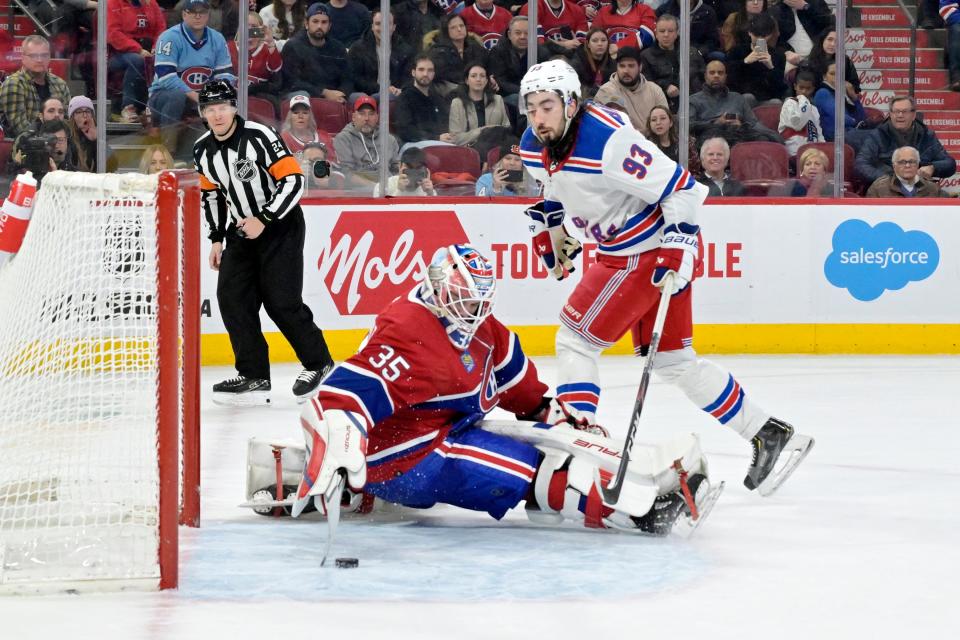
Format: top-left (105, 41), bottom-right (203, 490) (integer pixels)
top-left (0, 171), bottom-right (201, 593)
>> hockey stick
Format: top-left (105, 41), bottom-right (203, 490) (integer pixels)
top-left (319, 470), bottom-right (346, 567)
top-left (598, 273), bottom-right (675, 506)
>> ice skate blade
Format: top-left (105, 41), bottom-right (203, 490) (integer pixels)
top-left (294, 393), bottom-right (315, 405)
top-left (757, 434), bottom-right (815, 497)
top-left (212, 391), bottom-right (271, 407)
top-left (674, 480), bottom-right (724, 539)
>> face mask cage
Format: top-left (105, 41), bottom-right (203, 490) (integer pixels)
top-left (424, 246), bottom-right (496, 348)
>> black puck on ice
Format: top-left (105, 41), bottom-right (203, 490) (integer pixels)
top-left (335, 557), bottom-right (359, 569)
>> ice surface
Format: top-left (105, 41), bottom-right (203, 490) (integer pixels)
top-left (3, 355), bottom-right (957, 639)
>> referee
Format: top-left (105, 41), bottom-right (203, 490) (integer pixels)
top-left (194, 80), bottom-right (334, 406)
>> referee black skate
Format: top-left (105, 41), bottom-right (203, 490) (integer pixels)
top-left (194, 80), bottom-right (334, 405)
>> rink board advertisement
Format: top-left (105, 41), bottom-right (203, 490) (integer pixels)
top-left (199, 200), bottom-right (960, 363)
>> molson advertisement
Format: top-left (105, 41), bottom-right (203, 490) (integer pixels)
top-left (197, 201), bottom-right (960, 358)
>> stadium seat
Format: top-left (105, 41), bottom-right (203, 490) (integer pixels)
top-left (280, 98), bottom-right (350, 135)
top-left (0, 139), bottom-right (12, 172)
top-left (729, 141), bottom-right (790, 195)
top-left (246, 97), bottom-right (278, 128)
top-left (753, 105), bottom-right (782, 132)
top-left (864, 107), bottom-right (886, 126)
top-left (486, 146), bottom-right (501, 169)
top-left (423, 146), bottom-right (482, 179)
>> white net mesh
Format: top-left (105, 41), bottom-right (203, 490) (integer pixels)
top-left (0, 172), bottom-right (173, 592)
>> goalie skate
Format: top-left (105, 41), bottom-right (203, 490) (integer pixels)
top-left (673, 479), bottom-right (724, 539)
top-left (745, 418), bottom-right (815, 497)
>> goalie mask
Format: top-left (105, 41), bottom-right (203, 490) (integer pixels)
top-left (421, 244), bottom-right (496, 350)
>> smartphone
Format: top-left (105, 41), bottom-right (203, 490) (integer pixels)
top-left (249, 27), bottom-right (265, 38)
top-left (753, 38), bottom-right (768, 55)
top-left (404, 167), bottom-right (427, 183)
top-left (504, 169), bottom-right (524, 182)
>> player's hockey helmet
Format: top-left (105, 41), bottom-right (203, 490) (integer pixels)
top-left (520, 59), bottom-right (582, 142)
top-left (422, 244), bottom-right (496, 350)
top-left (197, 79), bottom-right (237, 115)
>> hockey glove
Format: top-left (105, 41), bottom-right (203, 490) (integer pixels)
top-left (652, 222), bottom-right (700, 295)
top-left (525, 201), bottom-right (582, 281)
top-left (292, 405), bottom-right (368, 518)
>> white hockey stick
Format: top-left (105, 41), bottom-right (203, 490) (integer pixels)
top-left (319, 470), bottom-right (346, 567)
top-left (599, 273), bottom-right (675, 506)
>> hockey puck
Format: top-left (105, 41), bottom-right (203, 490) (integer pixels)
top-left (335, 557), bottom-right (359, 569)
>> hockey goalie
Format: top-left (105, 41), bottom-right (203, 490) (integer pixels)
top-left (244, 244), bottom-right (723, 536)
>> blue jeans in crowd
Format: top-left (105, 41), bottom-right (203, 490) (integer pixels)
top-left (949, 22), bottom-right (960, 83)
top-left (148, 89), bottom-right (189, 129)
top-left (108, 52), bottom-right (148, 111)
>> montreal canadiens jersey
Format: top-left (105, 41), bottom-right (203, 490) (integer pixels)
top-left (150, 23), bottom-right (234, 94)
top-left (590, 4), bottom-right (656, 47)
top-left (520, 102), bottom-right (708, 259)
top-left (461, 4), bottom-right (512, 50)
top-left (520, 0), bottom-right (588, 44)
top-left (315, 288), bottom-right (548, 484)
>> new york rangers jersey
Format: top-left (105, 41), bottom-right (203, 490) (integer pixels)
top-left (461, 4), bottom-right (512, 49)
top-left (520, 102), bottom-right (708, 258)
top-left (150, 23), bottom-right (235, 95)
top-left (314, 288), bottom-right (548, 485)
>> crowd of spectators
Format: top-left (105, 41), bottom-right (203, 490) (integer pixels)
top-left (0, 0), bottom-right (956, 198)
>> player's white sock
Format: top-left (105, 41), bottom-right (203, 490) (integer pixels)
top-left (654, 349), bottom-right (769, 439)
top-left (555, 325), bottom-right (603, 423)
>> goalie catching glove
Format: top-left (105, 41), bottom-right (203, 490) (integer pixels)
top-left (652, 222), bottom-right (700, 295)
top-left (291, 403), bottom-right (368, 518)
top-left (525, 201), bottom-right (582, 280)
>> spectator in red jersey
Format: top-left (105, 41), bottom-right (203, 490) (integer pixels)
top-left (229, 11), bottom-right (283, 115)
top-left (570, 27), bottom-right (617, 99)
top-left (520, 0), bottom-right (588, 57)
top-left (281, 95), bottom-right (338, 161)
top-left (108, 0), bottom-right (168, 123)
top-left (591, 0), bottom-right (656, 50)
top-left (460, 0), bottom-right (513, 50)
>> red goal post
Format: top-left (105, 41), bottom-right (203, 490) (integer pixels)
top-left (0, 170), bottom-right (201, 593)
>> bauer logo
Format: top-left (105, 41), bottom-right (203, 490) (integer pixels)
top-left (319, 211), bottom-right (468, 315)
top-left (823, 219), bottom-right (939, 301)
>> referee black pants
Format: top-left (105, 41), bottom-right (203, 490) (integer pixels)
top-left (217, 208), bottom-right (332, 380)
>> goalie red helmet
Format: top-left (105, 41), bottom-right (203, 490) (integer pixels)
top-left (422, 244), bottom-right (496, 350)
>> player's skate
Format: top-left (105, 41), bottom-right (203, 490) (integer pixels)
top-left (292, 362), bottom-right (333, 403)
top-left (744, 417), bottom-right (815, 496)
top-left (212, 376), bottom-right (271, 406)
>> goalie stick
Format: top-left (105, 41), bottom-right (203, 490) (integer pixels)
top-left (320, 471), bottom-right (346, 567)
top-left (598, 273), bottom-right (675, 506)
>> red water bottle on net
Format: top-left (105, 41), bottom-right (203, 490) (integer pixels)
top-left (0, 171), bottom-right (38, 268)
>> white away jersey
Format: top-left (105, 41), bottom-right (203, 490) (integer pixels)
top-left (520, 103), bottom-right (708, 258)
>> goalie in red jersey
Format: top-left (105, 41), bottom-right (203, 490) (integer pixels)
top-left (249, 244), bottom-right (722, 536)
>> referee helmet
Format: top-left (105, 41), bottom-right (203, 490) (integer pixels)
top-left (198, 80), bottom-right (237, 115)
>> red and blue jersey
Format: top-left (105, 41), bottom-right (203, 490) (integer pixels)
top-left (590, 3), bottom-right (656, 48)
top-left (940, 0), bottom-right (960, 25)
top-left (461, 4), bottom-right (513, 50)
top-left (520, 0), bottom-right (589, 44)
top-left (315, 288), bottom-right (548, 484)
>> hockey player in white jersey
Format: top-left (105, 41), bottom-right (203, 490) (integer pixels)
top-left (518, 59), bottom-right (814, 495)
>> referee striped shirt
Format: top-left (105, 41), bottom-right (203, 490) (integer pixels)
top-left (194, 116), bottom-right (304, 242)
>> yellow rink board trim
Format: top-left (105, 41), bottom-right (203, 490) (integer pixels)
top-left (199, 324), bottom-right (960, 365)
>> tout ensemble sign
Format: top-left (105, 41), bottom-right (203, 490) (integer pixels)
top-left (824, 219), bottom-right (940, 302)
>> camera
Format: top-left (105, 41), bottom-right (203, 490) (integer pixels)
top-left (19, 133), bottom-right (56, 182)
top-left (312, 160), bottom-right (331, 179)
top-left (504, 169), bottom-right (524, 183)
top-left (249, 26), bottom-right (265, 38)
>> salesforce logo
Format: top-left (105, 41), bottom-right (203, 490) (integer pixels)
top-left (824, 219), bottom-right (939, 302)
